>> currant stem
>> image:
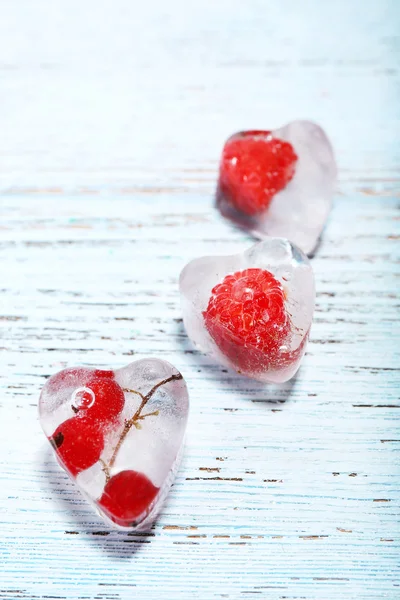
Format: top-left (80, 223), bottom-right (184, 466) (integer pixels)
top-left (122, 388), bottom-right (145, 401)
top-left (138, 410), bottom-right (159, 420)
top-left (99, 458), bottom-right (111, 483)
top-left (107, 373), bottom-right (182, 469)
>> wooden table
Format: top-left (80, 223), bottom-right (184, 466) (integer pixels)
top-left (1, 1), bottom-right (399, 598)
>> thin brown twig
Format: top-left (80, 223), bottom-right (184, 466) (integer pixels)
top-left (122, 387), bottom-right (145, 401)
top-left (99, 458), bottom-right (111, 483)
top-left (137, 410), bottom-right (160, 420)
top-left (107, 373), bottom-right (182, 469)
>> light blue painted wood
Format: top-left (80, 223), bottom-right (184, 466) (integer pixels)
top-left (0, 1), bottom-right (399, 599)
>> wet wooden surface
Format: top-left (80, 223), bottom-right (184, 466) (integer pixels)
top-left (0, 1), bottom-right (399, 599)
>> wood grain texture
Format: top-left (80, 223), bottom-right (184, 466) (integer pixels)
top-left (0, 1), bottom-right (399, 599)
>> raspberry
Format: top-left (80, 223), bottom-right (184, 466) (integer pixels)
top-left (47, 367), bottom-right (125, 423)
top-left (203, 268), bottom-right (291, 375)
top-left (98, 470), bottom-right (159, 527)
top-left (219, 130), bottom-right (297, 216)
top-left (50, 417), bottom-right (104, 476)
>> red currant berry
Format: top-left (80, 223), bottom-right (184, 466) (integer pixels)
top-left (219, 130), bottom-right (297, 216)
top-left (46, 367), bottom-right (125, 423)
top-left (49, 417), bottom-right (104, 477)
top-left (71, 377), bottom-right (125, 423)
top-left (98, 470), bottom-right (159, 527)
top-left (47, 367), bottom-right (114, 393)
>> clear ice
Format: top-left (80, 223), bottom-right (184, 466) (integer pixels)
top-left (39, 359), bottom-right (189, 531)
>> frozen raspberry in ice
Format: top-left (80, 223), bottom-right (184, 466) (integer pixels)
top-left (180, 238), bottom-right (315, 383)
top-left (39, 360), bottom-right (189, 530)
top-left (217, 121), bottom-right (337, 255)
top-left (219, 131), bottom-right (298, 216)
top-left (203, 268), bottom-right (291, 374)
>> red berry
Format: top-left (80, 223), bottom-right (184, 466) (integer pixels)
top-left (71, 377), bottom-right (125, 423)
top-left (50, 417), bottom-right (104, 477)
top-left (47, 367), bottom-right (125, 423)
top-left (98, 470), bottom-right (159, 527)
top-left (203, 268), bottom-right (291, 374)
top-left (219, 130), bottom-right (298, 216)
top-left (47, 367), bottom-right (114, 391)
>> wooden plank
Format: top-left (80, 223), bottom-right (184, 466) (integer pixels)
top-left (0, 1), bottom-right (399, 599)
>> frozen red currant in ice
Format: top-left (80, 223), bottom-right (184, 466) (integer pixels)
top-left (71, 376), bottom-right (125, 422)
top-left (44, 367), bottom-right (125, 423)
top-left (98, 470), bottom-right (159, 527)
top-left (47, 367), bottom-right (115, 390)
top-left (39, 359), bottom-right (189, 531)
top-left (180, 238), bottom-right (315, 383)
top-left (219, 131), bottom-right (297, 216)
top-left (50, 417), bottom-right (105, 476)
top-left (203, 268), bottom-right (291, 374)
top-left (217, 121), bottom-right (337, 255)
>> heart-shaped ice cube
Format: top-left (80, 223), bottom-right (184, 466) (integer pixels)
top-left (39, 359), bottom-right (189, 530)
top-left (217, 121), bottom-right (337, 255)
top-left (180, 238), bottom-right (315, 383)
